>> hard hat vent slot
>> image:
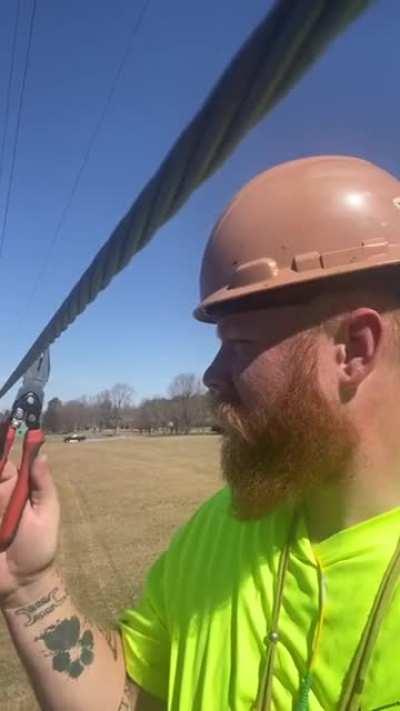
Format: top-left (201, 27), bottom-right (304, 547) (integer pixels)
top-left (228, 258), bottom-right (279, 289)
top-left (293, 251), bottom-right (321, 273)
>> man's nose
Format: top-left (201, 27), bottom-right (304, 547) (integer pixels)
top-left (203, 347), bottom-right (231, 395)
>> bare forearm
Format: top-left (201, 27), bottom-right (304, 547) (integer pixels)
top-left (1, 568), bottom-right (129, 711)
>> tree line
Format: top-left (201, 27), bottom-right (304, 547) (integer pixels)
top-left (40, 374), bottom-right (214, 435)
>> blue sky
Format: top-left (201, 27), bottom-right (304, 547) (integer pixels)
top-left (0, 0), bottom-right (398, 408)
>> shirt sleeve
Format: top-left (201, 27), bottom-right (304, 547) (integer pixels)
top-left (117, 551), bottom-right (170, 702)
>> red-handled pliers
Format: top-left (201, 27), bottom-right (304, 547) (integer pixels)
top-left (0, 350), bottom-right (50, 552)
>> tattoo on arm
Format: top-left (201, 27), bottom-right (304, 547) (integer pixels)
top-left (13, 583), bottom-right (120, 682)
top-left (34, 616), bottom-right (95, 680)
top-left (14, 587), bottom-right (68, 627)
top-left (118, 680), bottom-right (135, 710)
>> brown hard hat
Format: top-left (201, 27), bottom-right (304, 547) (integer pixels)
top-left (194, 155), bottom-right (400, 323)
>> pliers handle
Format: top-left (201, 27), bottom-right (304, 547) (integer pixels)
top-left (0, 422), bottom-right (45, 552)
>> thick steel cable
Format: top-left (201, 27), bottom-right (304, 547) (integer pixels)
top-left (0, 0), bottom-right (37, 260)
top-left (0, 0), bottom-right (375, 399)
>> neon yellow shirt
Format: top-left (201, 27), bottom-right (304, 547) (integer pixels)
top-left (117, 488), bottom-right (400, 709)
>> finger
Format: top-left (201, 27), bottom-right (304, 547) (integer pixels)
top-left (0, 421), bottom-right (8, 459)
top-left (0, 460), bottom-right (18, 483)
top-left (0, 462), bottom-right (19, 518)
top-left (29, 455), bottom-right (59, 515)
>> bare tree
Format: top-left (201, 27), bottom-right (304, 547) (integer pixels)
top-left (42, 398), bottom-right (63, 433)
top-left (109, 383), bottom-right (135, 431)
top-left (134, 399), bottom-right (155, 434)
top-left (191, 393), bottom-right (214, 429)
top-left (94, 390), bottom-right (113, 430)
top-left (168, 374), bottom-right (202, 400)
top-left (167, 373), bottom-right (205, 434)
top-left (109, 383), bottom-right (135, 410)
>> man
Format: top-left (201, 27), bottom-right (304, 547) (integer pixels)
top-left (1, 155), bottom-right (400, 710)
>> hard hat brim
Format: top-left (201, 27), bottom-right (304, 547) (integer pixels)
top-left (194, 256), bottom-right (400, 323)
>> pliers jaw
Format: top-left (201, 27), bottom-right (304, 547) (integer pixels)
top-left (10, 390), bottom-right (42, 431)
top-left (0, 351), bottom-right (49, 552)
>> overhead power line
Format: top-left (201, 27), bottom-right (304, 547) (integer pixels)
top-left (0, 0), bottom-right (376, 399)
top-left (0, 0), bottom-right (37, 261)
top-left (24, 0), bottom-right (151, 310)
top-left (0, 0), bottom-right (22, 192)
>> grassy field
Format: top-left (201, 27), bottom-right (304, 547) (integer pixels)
top-left (0, 434), bottom-right (221, 710)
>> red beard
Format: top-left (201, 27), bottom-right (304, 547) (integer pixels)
top-left (214, 337), bottom-right (359, 519)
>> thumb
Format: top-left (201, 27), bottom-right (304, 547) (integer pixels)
top-left (30, 454), bottom-right (58, 512)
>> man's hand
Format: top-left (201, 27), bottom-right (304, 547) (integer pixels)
top-left (0, 456), bottom-right (60, 609)
top-left (1, 456), bottom-right (166, 710)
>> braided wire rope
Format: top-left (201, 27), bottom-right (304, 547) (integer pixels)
top-left (0, 0), bottom-right (375, 399)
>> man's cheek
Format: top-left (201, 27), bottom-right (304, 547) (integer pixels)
top-left (234, 374), bottom-right (271, 413)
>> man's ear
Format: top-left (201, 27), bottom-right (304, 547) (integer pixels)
top-left (337, 308), bottom-right (383, 389)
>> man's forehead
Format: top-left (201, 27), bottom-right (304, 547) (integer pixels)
top-left (216, 303), bottom-right (309, 340)
top-left (216, 309), bottom-right (274, 338)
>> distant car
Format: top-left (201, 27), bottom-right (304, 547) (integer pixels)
top-left (64, 434), bottom-right (86, 443)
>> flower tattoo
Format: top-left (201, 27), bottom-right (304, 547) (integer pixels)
top-left (36, 616), bottom-right (94, 679)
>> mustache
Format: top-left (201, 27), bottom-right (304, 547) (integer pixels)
top-left (207, 389), bottom-right (241, 411)
top-left (207, 391), bottom-right (254, 442)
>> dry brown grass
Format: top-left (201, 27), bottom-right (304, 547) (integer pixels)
top-left (0, 434), bottom-right (221, 710)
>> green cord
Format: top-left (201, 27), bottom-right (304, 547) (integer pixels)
top-left (295, 671), bottom-right (313, 711)
top-left (257, 512), bottom-right (400, 710)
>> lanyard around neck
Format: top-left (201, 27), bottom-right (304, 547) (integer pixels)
top-left (254, 509), bottom-right (400, 711)
top-left (254, 510), bottom-right (299, 711)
